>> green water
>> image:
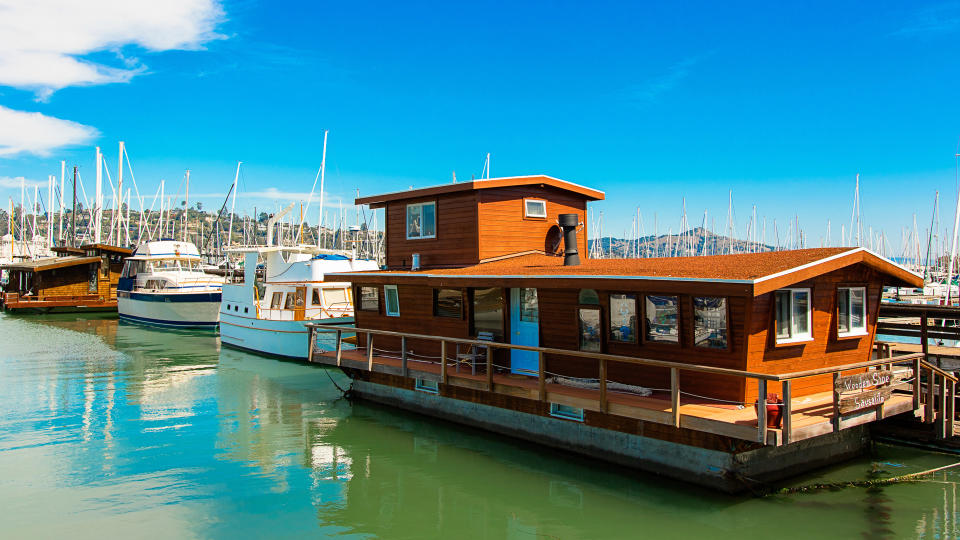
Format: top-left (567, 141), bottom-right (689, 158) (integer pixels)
top-left (1, 313), bottom-right (959, 539)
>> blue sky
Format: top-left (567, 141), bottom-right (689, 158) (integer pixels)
top-left (1, 1), bottom-right (959, 252)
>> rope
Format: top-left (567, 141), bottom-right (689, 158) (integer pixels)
top-left (770, 460), bottom-right (960, 495)
top-left (323, 366), bottom-right (351, 396)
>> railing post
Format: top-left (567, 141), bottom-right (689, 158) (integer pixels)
top-left (949, 379), bottom-right (956, 438)
top-left (486, 346), bottom-right (493, 391)
top-left (832, 372), bottom-right (841, 432)
top-left (671, 368), bottom-right (680, 428)
top-left (538, 351), bottom-right (546, 401)
top-left (307, 327), bottom-right (315, 363)
top-left (440, 340), bottom-right (447, 385)
top-left (939, 373), bottom-right (948, 438)
top-left (335, 329), bottom-right (343, 367)
top-left (927, 367), bottom-right (936, 424)
top-left (782, 380), bottom-right (792, 445)
top-left (914, 355), bottom-right (922, 412)
top-left (367, 332), bottom-right (374, 371)
top-left (599, 358), bottom-right (608, 413)
top-left (921, 311), bottom-right (929, 359)
top-left (401, 336), bottom-right (408, 378)
top-left (757, 378), bottom-right (768, 443)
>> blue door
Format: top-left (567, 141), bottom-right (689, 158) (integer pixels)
top-left (510, 288), bottom-right (539, 375)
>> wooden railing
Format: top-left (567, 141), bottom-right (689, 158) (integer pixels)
top-left (917, 358), bottom-right (958, 438)
top-left (307, 323), bottom-right (927, 445)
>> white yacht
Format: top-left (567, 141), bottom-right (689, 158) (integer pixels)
top-left (219, 246), bottom-right (378, 359)
top-left (117, 240), bottom-right (225, 327)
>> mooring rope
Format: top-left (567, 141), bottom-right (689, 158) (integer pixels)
top-left (770, 460), bottom-right (960, 495)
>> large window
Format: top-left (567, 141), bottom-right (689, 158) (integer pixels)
top-left (384, 285), bottom-right (400, 317)
top-left (774, 288), bottom-right (812, 343)
top-left (406, 201), bottom-right (436, 239)
top-left (837, 286), bottom-right (866, 336)
top-left (359, 286), bottom-right (379, 312)
top-left (434, 288), bottom-right (463, 318)
top-left (645, 295), bottom-right (679, 344)
top-left (472, 287), bottom-right (504, 340)
top-left (270, 292), bottom-right (282, 309)
top-left (609, 293), bottom-right (637, 343)
top-left (694, 297), bottom-right (727, 349)
top-left (579, 308), bottom-right (602, 351)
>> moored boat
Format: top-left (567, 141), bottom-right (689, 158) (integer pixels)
top-left (117, 240), bottom-right (225, 327)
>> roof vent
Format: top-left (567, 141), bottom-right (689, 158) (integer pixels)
top-left (558, 214), bottom-right (580, 266)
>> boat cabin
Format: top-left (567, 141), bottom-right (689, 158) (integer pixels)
top-left (1, 243), bottom-right (131, 312)
top-left (356, 175), bottom-right (604, 269)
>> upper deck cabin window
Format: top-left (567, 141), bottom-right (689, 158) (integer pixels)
top-left (270, 292), bottom-right (283, 309)
top-left (359, 286), bottom-right (379, 311)
top-left (694, 297), bottom-right (727, 349)
top-left (384, 285), bottom-right (400, 317)
top-left (406, 202), bottom-right (436, 240)
top-left (774, 288), bottom-right (812, 343)
top-left (645, 295), bottom-right (679, 344)
top-left (434, 288), bottom-right (463, 318)
top-left (837, 286), bottom-right (867, 336)
top-left (524, 199), bottom-right (547, 219)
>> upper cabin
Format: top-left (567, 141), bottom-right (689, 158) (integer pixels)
top-left (356, 175), bottom-right (604, 269)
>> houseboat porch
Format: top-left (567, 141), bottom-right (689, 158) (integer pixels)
top-left (308, 324), bottom-right (952, 491)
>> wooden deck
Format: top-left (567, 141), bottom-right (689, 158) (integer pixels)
top-left (2, 293), bottom-right (116, 311)
top-left (312, 347), bottom-right (919, 447)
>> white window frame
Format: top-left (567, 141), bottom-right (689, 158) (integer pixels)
top-left (384, 285), bottom-right (400, 317)
top-left (524, 198), bottom-right (547, 218)
top-left (405, 201), bottom-right (436, 240)
top-left (837, 286), bottom-right (868, 337)
top-left (774, 287), bottom-right (813, 344)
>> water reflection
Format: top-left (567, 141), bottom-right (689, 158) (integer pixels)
top-left (2, 311), bottom-right (960, 538)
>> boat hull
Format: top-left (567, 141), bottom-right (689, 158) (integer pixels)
top-left (219, 312), bottom-right (353, 359)
top-left (118, 291), bottom-right (221, 327)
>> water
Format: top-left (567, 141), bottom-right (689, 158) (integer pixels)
top-left (1, 313), bottom-right (960, 539)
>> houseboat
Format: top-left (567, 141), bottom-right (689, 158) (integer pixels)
top-left (305, 175), bottom-right (931, 492)
top-left (117, 240), bottom-right (225, 327)
top-left (219, 246), bottom-right (378, 358)
top-left (1, 243), bottom-right (131, 312)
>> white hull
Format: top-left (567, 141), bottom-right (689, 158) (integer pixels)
top-left (219, 311), bottom-right (352, 359)
top-left (118, 293), bottom-right (221, 327)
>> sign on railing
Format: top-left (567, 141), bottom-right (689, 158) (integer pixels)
top-left (835, 369), bottom-right (894, 415)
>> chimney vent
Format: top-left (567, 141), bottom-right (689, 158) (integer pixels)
top-left (558, 214), bottom-right (580, 266)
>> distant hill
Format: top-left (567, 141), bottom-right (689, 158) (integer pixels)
top-left (590, 227), bottom-right (775, 258)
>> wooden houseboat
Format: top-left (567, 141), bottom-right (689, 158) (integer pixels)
top-left (306, 175), bottom-right (939, 492)
top-left (1, 243), bottom-right (131, 312)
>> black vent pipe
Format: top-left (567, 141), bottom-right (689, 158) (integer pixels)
top-left (558, 213), bottom-right (580, 266)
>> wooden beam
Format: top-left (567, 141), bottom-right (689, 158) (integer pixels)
top-left (599, 358), bottom-right (608, 413)
top-left (335, 329), bottom-right (343, 367)
top-left (367, 333), bottom-right (375, 371)
top-left (671, 368), bottom-right (680, 428)
top-left (757, 378), bottom-right (767, 443)
top-left (401, 336), bottom-right (408, 378)
top-left (927, 368), bottom-right (936, 424)
top-left (538, 351), bottom-right (546, 401)
top-left (939, 373), bottom-right (948, 438)
top-left (782, 380), bottom-right (792, 445)
top-left (486, 346), bottom-right (493, 391)
top-left (913, 355), bottom-right (922, 411)
top-left (307, 328), bottom-right (315, 364)
top-left (832, 372), bottom-right (841, 432)
top-left (950, 380), bottom-right (956, 438)
top-left (440, 340), bottom-right (447, 385)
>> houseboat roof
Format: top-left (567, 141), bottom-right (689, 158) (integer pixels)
top-left (355, 175), bottom-right (606, 208)
top-left (1, 256), bottom-right (100, 272)
top-left (328, 247), bottom-right (922, 295)
top-left (79, 243), bottom-right (133, 255)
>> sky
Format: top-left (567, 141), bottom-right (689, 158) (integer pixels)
top-left (1, 0), bottom-right (959, 253)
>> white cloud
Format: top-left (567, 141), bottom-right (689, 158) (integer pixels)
top-left (0, 0), bottom-right (226, 97)
top-left (0, 176), bottom-right (47, 189)
top-left (0, 105), bottom-right (98, 156)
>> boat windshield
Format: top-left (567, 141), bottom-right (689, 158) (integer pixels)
top-left (147, 259), bottom-right (202, 272)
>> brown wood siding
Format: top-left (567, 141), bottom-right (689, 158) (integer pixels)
top-left (384, 193), bottom-right (479, 269)
top-left (744, 265), bottom-right (882, 402)
top-left (477, 186), bottom-right (587, 261)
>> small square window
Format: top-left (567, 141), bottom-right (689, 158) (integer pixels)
top-left (433, 288), bottom-right (463, 318)
top-left (549, 403), bottom-right (584, 422)
top-left (270, 292), bottom-right (282, 309)
top-left (645, 295), bottom-right (679, 344)
top-left (406, 202), bottom-right (436, 239)
top-left (415, 378), bottom-right (439, 394)
top-left (609, 293), bottom-right (637, 343)
top-left (694, 297), bottom-right (727, 349)
top-left (384, 285), bottom-right (400, 317)
top-left (524, 199), bottom-right (547, 218)
top-left (359, 286), bottom-right (379, 311)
